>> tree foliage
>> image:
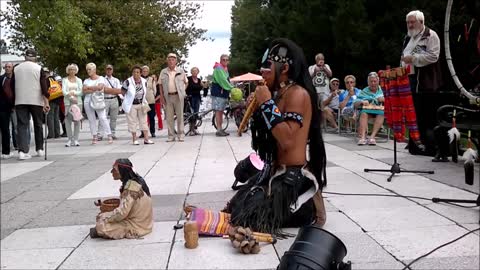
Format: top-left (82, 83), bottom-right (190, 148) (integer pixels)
top-left (229, 0), bottom-right (475, 88)
top-left (1, 0), bottom-right (206, 78)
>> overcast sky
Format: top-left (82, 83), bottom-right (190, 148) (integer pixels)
top-left (1, 0), bottom-right (233, 78)
top-left (184, 0), bottom-right (233, 78)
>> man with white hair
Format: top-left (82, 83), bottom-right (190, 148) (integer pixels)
top-left (401, 10), bottom-right (443, 155)
top-left (401, 10), bottom-right (443, 93)
top-left (158, 53), bottom-right (188, 142)
top-left (12, 49), bottom-right (50, 160)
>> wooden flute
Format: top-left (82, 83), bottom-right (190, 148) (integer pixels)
top-left (237, 80), bottom-right (264, 136)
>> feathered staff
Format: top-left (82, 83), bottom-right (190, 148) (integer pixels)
top-left (462, 130), bottom-right (477, 185)
top-left (448, 109), bottom-right (460, 162)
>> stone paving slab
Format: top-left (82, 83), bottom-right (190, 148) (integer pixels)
top-left (406, 255), bottom-right (480, 270)
top-left (369, 225), bottom-right (480, 260)
top-left (345, 205), bottom-right (454, 232)
top-left (1, 225), bottom-right (90, 250)
top-left (59, 243), bottom-right (171, 269)
top-left (1, 248), bottom-right (74, 270)
top-left (1, 161), bottom-right (53, 182)
top-left (168, 237), bottom-right (279, 269)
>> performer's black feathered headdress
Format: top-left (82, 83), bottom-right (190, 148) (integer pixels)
top-left (260, 38), bottom-right (327, 187)
top-left (114, 158), bottom-right (151, 196)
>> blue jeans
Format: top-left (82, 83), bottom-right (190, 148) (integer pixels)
top-left (190, 95), bottom-right (201, 114)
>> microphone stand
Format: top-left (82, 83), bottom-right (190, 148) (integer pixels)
top-left (364, 137), bottom-right (434, 182)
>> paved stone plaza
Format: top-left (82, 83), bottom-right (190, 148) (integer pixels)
top-left (1, 114), bottom-right (479, 269)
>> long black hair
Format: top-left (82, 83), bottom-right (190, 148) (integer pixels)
top-left (268, 38), bottom-right (327, 188)
top-left (115, 158), bottom-right (151, 196)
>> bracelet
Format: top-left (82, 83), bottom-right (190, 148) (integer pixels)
top-left (260, 99), bottom-right (284, 130)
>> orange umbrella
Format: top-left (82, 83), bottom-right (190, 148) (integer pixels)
top-left (230, 72), bottom-right (263, 82)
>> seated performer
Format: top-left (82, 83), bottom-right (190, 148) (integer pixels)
top-left (90, 158), bottom-right (153, 239)
top-left (224, 38), bottom-right (327, 235)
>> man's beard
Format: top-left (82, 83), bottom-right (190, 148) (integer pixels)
top-left (407, 27), bottom-right (421, 37)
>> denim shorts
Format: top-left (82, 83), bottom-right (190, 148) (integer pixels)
top-left (212, 96), bottom-right (228, 111)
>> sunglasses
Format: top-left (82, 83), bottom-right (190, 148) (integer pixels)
top-left (221, 58), bottom-right (229, 62)
top-left (346, 81), bottom-right (355, 84)
top-left (332, 82), bottom-right (339, 85)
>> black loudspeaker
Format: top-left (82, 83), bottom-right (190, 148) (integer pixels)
top-left (232, 153), bottom-right (264, 190)
top-left (278, 225), bottom-right (351, 270)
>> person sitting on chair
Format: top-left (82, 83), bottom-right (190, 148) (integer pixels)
top-left (355, 72), bottom-right (385, 145)
top-left (322, 78), bottom-right (340, 131)
top-left (338, 75), bottom-right (361, 132)
top-left (91, 158), bottom-right (153, 239)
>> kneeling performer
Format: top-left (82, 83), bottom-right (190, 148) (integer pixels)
top-left (224, 38), bottom-right (327, 235)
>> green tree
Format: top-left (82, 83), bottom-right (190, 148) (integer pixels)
top-left (229, 0), bottom-right (270, 76)
top-left (1, 0), bottom-right (206, 78)
top-left (229, 0), bottom-right (466, 88)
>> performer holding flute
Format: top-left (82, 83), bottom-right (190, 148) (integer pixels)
top-left (224, 38), bottom-right (327, 235)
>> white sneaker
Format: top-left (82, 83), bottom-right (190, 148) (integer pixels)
top-left (1, 153), bottom-right (14, 159)
top-left (74, 140), bottom-right (80, 146)
top-left (65, 140), bottom-right (71, 147)
top-left (133, 140), bottom-right (140, 145)
top-left (37, 150), bottom-right (44, 157)
top-left (18, 152), bottom-right (32, 160)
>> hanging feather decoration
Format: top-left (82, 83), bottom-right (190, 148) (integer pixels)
top-left (463, 130), bottom-right (477, 185)
top-left (448, 109), bottom-right (460, 163)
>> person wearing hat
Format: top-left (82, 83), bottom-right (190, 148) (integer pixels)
top-left (158, 53), bottom-right (188, 142)
top-left (97, 64), bottom-right (121, 140)
top-left (322, 78), bottom-right (340, 131)
top-left (12, 49), bottom-right (50, 160)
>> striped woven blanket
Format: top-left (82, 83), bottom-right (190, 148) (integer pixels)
top-left (187, 206), bottom-right (232, 236)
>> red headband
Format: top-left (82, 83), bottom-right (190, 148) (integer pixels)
top-left (113, 161), bottom-right (132, 168)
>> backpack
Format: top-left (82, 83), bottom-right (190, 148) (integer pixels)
top-left (69, 104), bottom-right (83, 122)
top-left (48, 78), bottom-right (63, 101)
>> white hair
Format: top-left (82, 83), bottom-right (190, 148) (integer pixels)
top-left (66, 63), bottom-right (79, 74)
top-left (86, 62), bottom-right (96, 71)
top-left (142, 65), bottom-right (150, 71)
top-left (368, 71), bottom-right (379, 80)
top-left (406, 10), bottom-right (424, 24)
top-left (220, 54), bottom-right (229, 60)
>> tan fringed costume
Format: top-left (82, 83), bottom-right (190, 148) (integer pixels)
top-left (96, 180), bottom-right (153, 239)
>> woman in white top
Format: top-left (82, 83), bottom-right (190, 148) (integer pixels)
top-left (121, 65), bottom-right (154, 145)
top-left (61, 64), bottom-right (83, 147)
top-left (82, 62), bottom-right (113, 144)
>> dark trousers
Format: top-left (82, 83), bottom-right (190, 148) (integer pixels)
top-left (0, 111), bottom-right (11, 155)
top-left (11, 114), bottom-right (17, 148)
top-left (47, 100), bottom-right (60, 138)
top-left (147, 104), bottom-right (156, 135)
top-left (15, 105), bottom-right (44, 153)
top-left (190, 95), bottom-right (201, 114)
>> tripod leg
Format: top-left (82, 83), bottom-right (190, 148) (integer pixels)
top-left (387, 172), bottom-right (395, 182)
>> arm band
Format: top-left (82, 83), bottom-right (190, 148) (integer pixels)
top-left (260, 99), bottom-right (284, 130)
top-left (283, 112), bottom-right (303, 127)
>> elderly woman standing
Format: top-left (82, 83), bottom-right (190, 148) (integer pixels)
top-left (355, 72), bottom-right (385, 145)
top-left (141, 65), bottom-right (158, 138)
top-left (186, 67), bottom-right (203, 135)
top-left (91, 158), bottom-right (153, 239)
top-left (83, 63), bottom-right (113, 144)
top-left (62, 64), bottom-right (83, 147)
top-left (121, 65), bottom-right (154, 145)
